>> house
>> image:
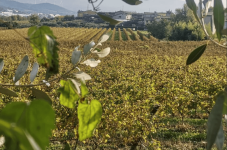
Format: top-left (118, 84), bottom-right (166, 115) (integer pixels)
top-left (143, 12), bottom-right (157, 25)
top-left (112, 11), bottom-right (132, 21)
top-left (77, 10), bottom-right (96, 17)
top-left (143, 11), bottom-right (172, 25)
top-left (204, 12), bottom-right (216, 34)
top-left (131, 13), bottom-right (143, 20)
top-left (204, 12), bottom-right (227, 34)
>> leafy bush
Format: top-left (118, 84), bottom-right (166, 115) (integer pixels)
top-left (168, 21), bottom-right (205, 41)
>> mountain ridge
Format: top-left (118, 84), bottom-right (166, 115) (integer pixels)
top-left (0, 0), bottom-right (75, 15)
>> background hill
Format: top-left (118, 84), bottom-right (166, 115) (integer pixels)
top-left (0, 0), bottom-right (75, 15)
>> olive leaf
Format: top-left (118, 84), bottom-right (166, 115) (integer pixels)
top-left (0, 87), bottom-right (18, 97)
top-left (30, 62), bottom-right (39, 83)
top-left (186, 44), bottom-right (207, 65)
top-left (122, 0), bottom-right (142, 5)
top-left (14, 55), bottom-right (29, 83)
top-left (186, 0), bottom-right (201, 24)
top-left (0, 58), bottom-right (4, 74)
top-left (83, 41), bottom-right (95, 55)
top-left (97, 13), bottom-right (122, 25)
top-left (71, 46), bottom-right (81, 65)
top-left (213, 0), bottom-right (225, 41)
top-left (31, 88), bottom-right (52, 105)
top-left (207, 92), bottom-right (226, 150)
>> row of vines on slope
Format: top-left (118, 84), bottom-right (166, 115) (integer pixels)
top-left (127, 28), bottom-right (140, 41)
top-left (137, 30), bottom-right (149, 41)
top-left (111, 28), bottom-right (116, 41)
top-left (123, 28), bottom-right (132, 41)
top-left (118, 28), bottom-right (123, 41)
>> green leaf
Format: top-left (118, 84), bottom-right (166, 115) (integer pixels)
top-left (28, 26), bottom-right (59, 75)
top-left (0, 87), bottom-right (18, 97)
top-left (83, 41), bottom-right (95, 55)
top-left (213, 0), bottom-right (225, 41)
top-left (78, 100), bottom-right (102, 141)
top-left (97, 13), bottom-right (122, 25)
top-left (222, 93), bottom-right (227, 114)
top-left (215, 124), bottom-right (224, 150)
top-left (0, 119), bottom-right (36, 150)
top-left (122, 0), bottom-right (142, 5)
top-left (0, 58), bottom-right (4, 74)
top-left (95, 48), bottom-right (102, 52)
top-left (186, 0), bottom-right (201, 24)
top-left (80, 81), bottom-right (89, 98)
top-left (0, 100), bottom-right (55, 150)
top-left (186, 44), bottom-right (207, 65)
top-left (14, 55), bottom-right (29, 83)
top-left (58, 80), bottom-right (80, 108)
top-left (31, 88), bottom-right (52, 105)
top-left (207, 92), bottom-right (226, 150)
top-left (30, 62), bottom-right (39, 83)
top-left (63, 142), bottom-right (71, 150)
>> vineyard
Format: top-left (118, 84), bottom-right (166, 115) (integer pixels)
top-left (0, 27), bottom-right (226, 149)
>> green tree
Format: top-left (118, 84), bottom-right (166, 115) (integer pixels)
top-left (40, 17), bottom-right (50, 22)
top-left (168, 21), bottom-right (205, 41)
top-left (170, 4), bottom-right (196, 24)
top-left (147, 19), bottom-right (171, 40)
top-left (29, 15), bottom-right (40, 26)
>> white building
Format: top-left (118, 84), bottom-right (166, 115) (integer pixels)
top-left (204, 12), bottom-right (216, 34)
top-left (0, 12), bottom-right (14, 16)
top-left (48, 14), bottom-right (55, 18)
top-left (112, 11), bottom-right (132, 21)
top-left (204, 12), bottom-right (227, 34)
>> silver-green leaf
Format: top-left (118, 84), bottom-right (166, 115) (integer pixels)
top-left (207, 92), bottom-right (226, 150)
top-left (31, 88), bottom-right (52, 105)
top-left (97, 13), bottom-right (122, 25)
top-left (0, 58), bottom-right (3, 74)
top-left (30, 62), bottom-right (39, 83)
top-left (122, 0), bottom-right (142, 5)
top-left (213, 0), bottom-right (225, 41)
top-left (83, 41), bottom-right (95, 55)
top-left (0, 87), bottom-right (18, 97)
top-left (215, 124), bottom-right (224, 150)
top-left (15, 55), bottom-right (29, 83)
top-left (186, 0), bottom-right (201, 24)
top-left (71, 46), bottom-right (81, 65)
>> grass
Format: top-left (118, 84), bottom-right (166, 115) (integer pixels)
top-left (121, 30), bottom-right (127, 41)
top-left (115, 31), bottom-right (119, 41)
top-left (127, 30), bottom-right (134, 40)
top-left (15, 20), bottom-right (30, 25)
top-left (45, 117), bottom-right (219, 149)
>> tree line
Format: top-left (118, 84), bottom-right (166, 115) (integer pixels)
top-left (147, 4), bottom-right (218, 41)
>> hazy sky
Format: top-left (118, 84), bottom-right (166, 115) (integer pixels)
top-left (13, 0), bottom-right (227, 13)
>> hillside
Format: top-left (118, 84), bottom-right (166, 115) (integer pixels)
top-left (0, 0), bottom-right (75, 15)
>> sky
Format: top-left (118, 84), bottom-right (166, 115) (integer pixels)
top-left (13, 0), bottom-right (227, 13)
